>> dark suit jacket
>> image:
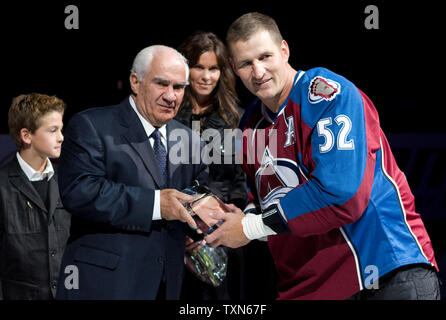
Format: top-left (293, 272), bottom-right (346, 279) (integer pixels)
top-left (0, 156), bottom-right (71, 299)
top-left (55, 98), bottom-right (208, 299)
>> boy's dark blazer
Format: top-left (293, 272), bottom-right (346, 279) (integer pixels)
top-left (0, 156), bottom-right (70, 299)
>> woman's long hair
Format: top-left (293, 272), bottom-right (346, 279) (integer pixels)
top-left (178, 31), bottom-right (240, 128)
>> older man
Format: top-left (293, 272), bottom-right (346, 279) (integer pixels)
top-left (56, 45), bottom-right (208, 299)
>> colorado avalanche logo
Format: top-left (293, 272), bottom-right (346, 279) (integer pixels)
top-left (255, 147), bottom-right (300, 208)
top-left (308, 76), bottom-right (341, 104)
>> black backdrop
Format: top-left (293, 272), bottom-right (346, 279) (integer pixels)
top-left (1, 0), bottom-right (445, 301)
top-left (1, 0), bottom-right (443, 134)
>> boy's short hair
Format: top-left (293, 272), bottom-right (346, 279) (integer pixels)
top-left (8, 93), bottom-right (66, 149)
top-left (226, 12), bottom-right (283, 52)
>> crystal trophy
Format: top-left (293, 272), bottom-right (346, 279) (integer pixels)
top-left (182, 182), bottom-right (228, 287)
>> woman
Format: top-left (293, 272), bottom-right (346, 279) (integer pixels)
top-left (176, 31), bottom-right (246, 210)
top-left (175, 31), bottom-right (248, 300)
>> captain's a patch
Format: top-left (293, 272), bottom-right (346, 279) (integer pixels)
top-left (308, 76), bottom-right (341, 104)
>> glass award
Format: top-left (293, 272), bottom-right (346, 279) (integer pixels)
top-left (182, 182), bottom-right (228, 287)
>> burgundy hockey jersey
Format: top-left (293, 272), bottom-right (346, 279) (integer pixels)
top-left (239, 67), bottom-right (438, 299)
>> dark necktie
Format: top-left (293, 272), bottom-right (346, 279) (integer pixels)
top-left (151, 128), bottom-right (168, 184)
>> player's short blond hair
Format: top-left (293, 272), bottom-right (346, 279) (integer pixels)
top-left (226, 12), bottom-right (283, 53)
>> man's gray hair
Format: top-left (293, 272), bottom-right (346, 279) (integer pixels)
top-left (130, 45), bottom-right (189, 82)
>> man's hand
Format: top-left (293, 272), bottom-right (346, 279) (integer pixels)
top-left (160, 189), bottom-right (197, 228)
top-left (185, 236), bottom-right (205, 253)
top-left (204, 204), bottom-right (250, 249)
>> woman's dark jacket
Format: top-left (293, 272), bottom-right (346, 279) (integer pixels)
top-left (175, 106), bottom-right (247, 209)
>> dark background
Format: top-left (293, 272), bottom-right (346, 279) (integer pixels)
top-left (1, 1), bottom-right (443, 134)
top-left (1, 0), bottom-right (445, 299)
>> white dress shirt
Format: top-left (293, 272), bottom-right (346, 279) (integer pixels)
top-left (16, 152), bottom-right (55, 181)
top-left (129, 96), bottom-right (166, 221)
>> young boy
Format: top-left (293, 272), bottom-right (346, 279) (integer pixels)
top-left (0, 93), bottom-right (71, 299)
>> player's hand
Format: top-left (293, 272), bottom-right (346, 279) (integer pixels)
top-left (204, 207), bottom-right (250, 249)
top-left (223, 203), bottom-right (243, 215)
top-left (160, 189), bottom-right (197, 228)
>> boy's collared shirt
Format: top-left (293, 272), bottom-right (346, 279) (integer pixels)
top-left (16, 152), bottom-right (54, 182)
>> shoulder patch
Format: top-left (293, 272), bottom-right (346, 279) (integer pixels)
top-left (308, 76), bottom-right (341, 104)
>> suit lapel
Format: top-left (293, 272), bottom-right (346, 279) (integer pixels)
top-left (48, 173), bottom-right (59, 220)
top-left (120, 100), bottom-right (164, 188)
top-left (8, 159), bottom-right (47, 213)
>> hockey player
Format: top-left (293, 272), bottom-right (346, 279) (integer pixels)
top-left (205, 12), bottom-right (440, 299)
